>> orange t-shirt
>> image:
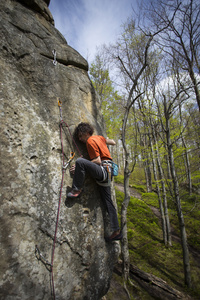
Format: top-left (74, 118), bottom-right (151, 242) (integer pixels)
top-left (86, 135), bottom-right (112, 161)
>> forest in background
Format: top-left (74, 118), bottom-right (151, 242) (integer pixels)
top-left (89, 0), bottom-right (200, 298)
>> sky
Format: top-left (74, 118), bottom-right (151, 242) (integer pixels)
top-left (49, 0), bottom-right (136, 65)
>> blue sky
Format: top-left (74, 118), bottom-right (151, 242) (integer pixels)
top-left (49, 0), bottom-right (136, 64)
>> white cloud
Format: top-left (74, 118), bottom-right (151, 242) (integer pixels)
top-left (49, 0), bottom-right (135, 63)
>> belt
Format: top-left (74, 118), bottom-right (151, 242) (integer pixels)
top-left (101, 160), bottom-right (112, 167)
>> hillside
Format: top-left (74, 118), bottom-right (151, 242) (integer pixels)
top-left (104, 180), bottom-right (200, 300)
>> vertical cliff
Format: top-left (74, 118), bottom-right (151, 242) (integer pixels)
top-left (0, 0), bottom-right (119, 299)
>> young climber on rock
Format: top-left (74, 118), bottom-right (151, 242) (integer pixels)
top-left (67, 122), bottom-right (122, 242)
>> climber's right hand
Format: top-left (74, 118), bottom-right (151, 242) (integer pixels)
top-left (69, 164), bottom-right (75, 175)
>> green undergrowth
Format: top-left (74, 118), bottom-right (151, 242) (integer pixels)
top-left (170, 193), bottom-right (200, 253)
top-left (114, 182), bottom-right (200, 299)
top-left (141, 192), bottom-right (159, 208)
top-left (114, 175), bottom-right (147, 194)
top-left (114, 175), bottom-right (124, 184)
top-left (130, 184), bottom-right (147, 194)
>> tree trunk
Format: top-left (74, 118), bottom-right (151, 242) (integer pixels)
top-left (140, 130), bottom-right (152, 193)
top-left (121, 125), bottom-right (131, 281)
top-left (165, 153), bottom-right (173, 195)
top-left (178, 101), bottom-right (192, 195)
top-left (116, 140), bottom-right (121, 170)
top-left (151, 123), bottom-right (172, 246)
top-left (164, 98), bottom-right (191, 287)
top-left (145, 157), bottom-right (152, 193)
top-left (118, 32), bottom-right (153, 284)
top-left (114, 261), bottom-right (187, 300)
top-left (150, 137), bottom-right (168, 245)
top-left (121, 164), bottom-right (131, 281)
top-left (121, 84), bottom-right (136, 281)
top-left (181, 135), bottom-right (192, 195)
top-left (157, 154), bottom-right (172, 247)
top-left (188, 63), bottom-right (200, 112)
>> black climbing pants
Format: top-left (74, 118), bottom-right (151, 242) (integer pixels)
top-left (72, 157), bottom-right (120, 232)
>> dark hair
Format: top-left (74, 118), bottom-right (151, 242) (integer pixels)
top-left (74, 122), bottom-right (94, 138)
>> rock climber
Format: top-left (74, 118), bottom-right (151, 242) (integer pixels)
top-left (67, 122), bottom-right (122, 242)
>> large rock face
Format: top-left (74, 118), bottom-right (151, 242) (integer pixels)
top-left (0, 1), bottom-right (119, 299)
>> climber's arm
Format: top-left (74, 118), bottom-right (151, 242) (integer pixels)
top-left (91, 156), bottom-right (101, 165)
top-left (106, 138), bottom-right (116, 146)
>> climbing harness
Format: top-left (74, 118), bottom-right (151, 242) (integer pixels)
top-left (96, 160), bottom-right (119, 187)
top-left (52, 49), bottom-right (57, 66)
top-left (96, 160), bottom-right (112, 187)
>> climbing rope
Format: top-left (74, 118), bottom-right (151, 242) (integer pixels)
top-left (50, 150), bottom-right (75, 299)
top-left (35, 97), bottom-right (82, 299)
top-left (50, 99), bottom-right (82, 299)
top-left (36, 46), bottom-right (82, 299)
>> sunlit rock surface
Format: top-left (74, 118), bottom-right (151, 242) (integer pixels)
top-left (0, 0), bottom-right (119, 299)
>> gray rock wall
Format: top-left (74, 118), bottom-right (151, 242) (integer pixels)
top-left (0, 1), bottom-right (119, 299)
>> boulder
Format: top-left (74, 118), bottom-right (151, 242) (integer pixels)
top-left (0, 0), bottom-right (119, 299)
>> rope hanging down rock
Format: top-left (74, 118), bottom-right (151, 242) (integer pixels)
top-left (50, 150), bottom-right (74, 299)
top-left (35, 98), bottom-right (82, 300)
top-left (51, 99), bottom-right (83, 299)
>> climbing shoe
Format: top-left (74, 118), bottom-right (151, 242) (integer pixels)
top-left (105, 230), bottom-right (123, 242)
top-left (67, 189), bottom-right (82, 198)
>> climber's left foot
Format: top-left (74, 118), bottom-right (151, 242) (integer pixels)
top-left (67, 188), bottom-right (82, 198)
